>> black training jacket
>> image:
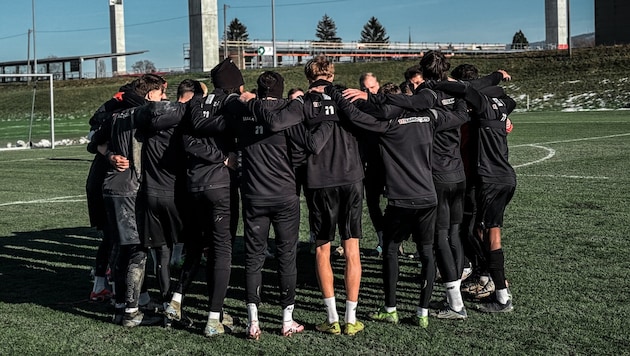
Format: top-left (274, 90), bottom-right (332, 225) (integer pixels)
top-left (246, 80), bottom-right (364, 190)
top-left (327, 86), bottom-right (469, 208)
top-left (182, 90), bottom-right (242, 192)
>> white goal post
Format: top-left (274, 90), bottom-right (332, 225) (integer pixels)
top-left (0, 73), bottom-right (55, 149)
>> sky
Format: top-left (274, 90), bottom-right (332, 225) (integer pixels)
top-left (0, 0), bottom-right (594, 73)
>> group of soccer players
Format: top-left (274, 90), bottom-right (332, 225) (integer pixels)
top-left (85, 50), bottom-right (517, 339)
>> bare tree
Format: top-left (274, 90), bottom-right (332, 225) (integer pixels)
top-left (131, 60), bottom-right (157, 74)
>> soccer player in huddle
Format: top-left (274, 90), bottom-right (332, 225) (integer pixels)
top-left (165, 58), bottom-right (243, 337)
top-left (91, 73), bottom-right (171, 327)
top-left (242, 55), bottom-right (366, 336)
top-left (436, 66), bottom-right (517, 313)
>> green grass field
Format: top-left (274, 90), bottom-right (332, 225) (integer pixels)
top-left (0, 110), bottom-right (629, 355)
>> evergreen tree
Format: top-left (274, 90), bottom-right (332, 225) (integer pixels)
top-left (228, 18), bottom-right (249, 42)
top-left (512, 30), bottom-right (529, 49)
top-left (359, 17), bottom-right (389, 44)
top-left (315, 14), bottom-right (341, 42)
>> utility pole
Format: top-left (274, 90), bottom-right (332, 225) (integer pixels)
top-left (32, 0), bottom-right (37, 77)
top-left (272, 0), bottom-right (277, 67)
top-left (27, 29), bottom-right (32, 84)
top-left (223, 4), bottom-right (229, 59)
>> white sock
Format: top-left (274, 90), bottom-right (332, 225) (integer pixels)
top-left (172, 292), bottom-right (182, 304)
top-left (283, 304), bottom-right (295, 323)
top-left (385, 306), bottom-right (396, 313)
top-left (125, 307), bottom-right (138, 314)
top-left (445, 280), bottom-right (464, 311)
top-left (209, 311), bottom-right (221, 320)
top-left (323, 297), bottom-right (339, 323)
top-left (247, 303), bottom-right (259, 323)
top-left (92, 276), bottom-right (107, 293)
top-left (345, 300), bottom-right (358, 324)
top-left (496, 288), bottom-right (510, 304)
top-left (416, 307), bottom-right (429, 317)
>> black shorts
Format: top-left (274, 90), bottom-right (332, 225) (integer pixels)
top-left (383, 205), bottom-right (436, 246)
top-left (103, 193), bottom-right (140, 246)
top-left (434, 181), bottom-right (465, 230)
top-left (141, 194), bottom-right (183, 248)
top-left (308, 182), bottom-right (363, 242)
top-left (475, 182), bottom-right (515, 229)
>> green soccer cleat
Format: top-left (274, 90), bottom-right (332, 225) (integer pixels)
top-left (415, 315), bottom-right (429, 329)
top-left (316, 321), bottom-right (341, 335)
top-left (344, 320), bottom-right (365, 335)
top-left (369, 307), bottom-right (399, 324)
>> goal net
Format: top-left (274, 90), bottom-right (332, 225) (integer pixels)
top-left (0, 73), bottom-right (55, 150)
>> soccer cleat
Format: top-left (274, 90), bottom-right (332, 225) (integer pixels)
top-left (281, 321), bottom-right (305, 337)
top-left (122, 310), bottom-right (162, 328)
top-left (344, 320), bottom-right (365, 335)
top-left (333, 245), bottom-right (345, 257)
top-left (246, 321), bottom-right (262, 340)
top-left (470, 279), bottom-right (495, 300)
top-left (415, 315), bottom-right (429, 329)
top-left (461, 262), bottom-right (473, 281)
top-left (432, 306), bottom-right (468, 320)
top-left (174, 312), bottom-right (195, 329)
top-left (90, 288), bottom-right (113, 302)
top-left (369, 307), bottom-right (399, 324)
top-left (474, 298), bottom-right (514, 313)
top-left (165, 300), bottom-right (182, 321)
top-left (204, 318), bottom-right (225, 337)
top-left (316, 321), bottom-right (341, 335)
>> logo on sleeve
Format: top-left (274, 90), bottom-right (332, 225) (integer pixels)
top-left (398, 116), bottom-right (431, 125)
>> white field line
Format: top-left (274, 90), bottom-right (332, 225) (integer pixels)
top-left (512, 133), bottom-right (630, 179)
top-left (513, 144), bottom-right (556, 168)
top-left (512, 132), bottom-right (630, 148)
top-left (0, 195), bottom-right (85, 207)
top-left (518, 174), bottom-right (609, 180)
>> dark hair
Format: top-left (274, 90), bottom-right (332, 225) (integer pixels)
top-left (134, 73), bottom-right (165, 97)
top-left (257, 71), bottom-right (285, 99)
top-left (403, 65), bottom-right (422, 80)
top-left (176, 79), bottom-right (201, 98)
top-left (419, 50), bottom-right (450, 81)
top-left (451, 64), bottom-right (479, 81)
top-left (287, 87), bottom-right (304, 99)
top-left (379, 82), bottom-right (401, 95)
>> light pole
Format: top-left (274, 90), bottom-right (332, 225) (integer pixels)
top-left (272, 0), bottom-right (277, 67)
top-left (32, 0), bottom-right (37, 76)
top-left (223, 3), bottom-right (230, 59)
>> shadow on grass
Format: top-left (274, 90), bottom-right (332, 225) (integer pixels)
top-left (0, 227), bottom-right (425, 331)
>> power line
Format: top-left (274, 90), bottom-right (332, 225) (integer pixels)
top-left (229, 0), bottom-right (351, 9)
top-left (0, 32), bottom-right (28, 40)
top-left (0, 1), bottom-right (355, 39)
